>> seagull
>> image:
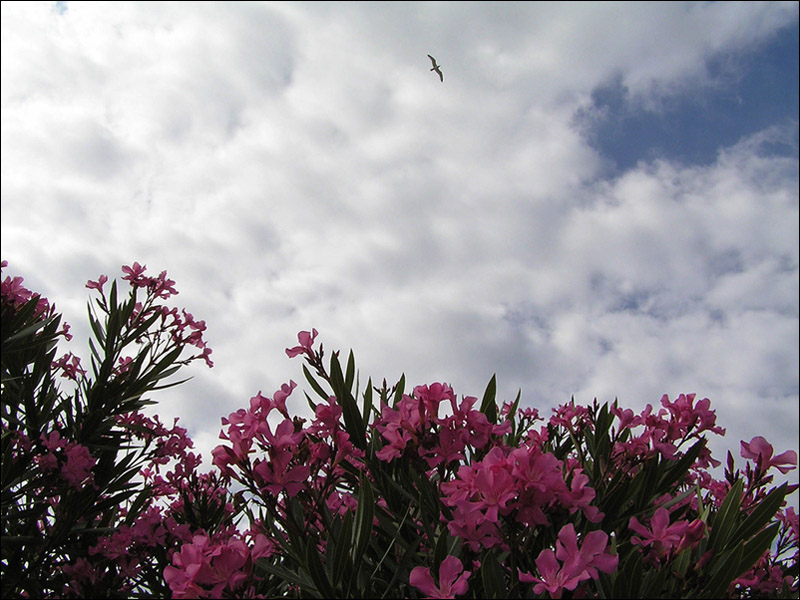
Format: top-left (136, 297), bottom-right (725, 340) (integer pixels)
top-left (427, 54), bottom-right (443, 82)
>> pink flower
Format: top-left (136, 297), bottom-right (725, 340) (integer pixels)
top-left (85, 274), bottom-right (108, 291)
top-left (420, 423), bottom-right (466, 468)
top-left (52, 352), bottom-right (87, 380)
top-left (150, 269), bottom-right (178, 299)
top-left (629, 507), bottom-right (688, 558)
top-left (62, 443), bottom-right (97, 488)
top-left (610, 404), bottom-right (642, 429)
top-left (121, 262), bottom-right (149, 287)
top-left (445, 500), bottom-right (504, 552)
top-left (521, 523), bottom-right (617, 599)
top-left (554, 524), bottom-right (617, 580)
top-left (561, 468), bottom-right (603, 523)
top-left (740, 436), bottom-right (797, 474)
top-left (472, 448), bottom-right (517, 523)
top-left (522, 549), bottom-right (587, 599)
top-left (409, 555), bottom-right (471, 599)
top-left (271, 380), bottom-right (297, 418)
top-left (413, 382), bottom-right (456, 423)
top-left (285, 328), bottom-right (318, 358)
top-left (374, 397), bottom-right (422, 461)
top-left (660, 393), bottom-right (725, 438)
top-left (164, 535), bottom-right (249, 599)
top-left (253, 449), bottom-right (310, 497)
top-left (677, 518), bottom-right (707, 552)
top-left (258, 418), bottom-right (303, 452)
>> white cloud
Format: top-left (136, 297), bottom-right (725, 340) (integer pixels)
top-left (2, 2), bottom-right (797, 492)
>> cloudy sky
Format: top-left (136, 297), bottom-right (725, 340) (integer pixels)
top-left (2, 2), bottom-right (798, 494)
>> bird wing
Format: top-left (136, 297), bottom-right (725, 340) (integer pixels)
top-left (428, 54), bottom-right (437, 67)
top-left (437, 68), bottom-right (443, 82)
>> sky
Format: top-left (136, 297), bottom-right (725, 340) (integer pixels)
top-left (2, 1), bottom-right (798, 499)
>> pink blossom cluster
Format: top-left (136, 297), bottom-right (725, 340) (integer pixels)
top-left (374, 383), bottom-right (509, 465)
top-left (200, 330), bottom-right (798, 598)
top-left (608, 392), bottom-right (725, 472)
top-left (518, 523), bottom-right (617, 599)
top-left (628, 507), bottom-right (706, 563)
top-left (1, 259), bottom-right (71, 341)
top-left (34, 430), bottom-right (97, 489)
top-left (1, 259), bottom-right (53, 316)
top-left (88, 262), bottom-right (214, 368)
top-left (440, 431), bottom-right (605, 551)
top-left (164, 533), bottom-right (273, 599)
top-left (2, 262), bottom-right (224, 598)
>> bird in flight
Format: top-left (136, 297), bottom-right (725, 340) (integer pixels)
top-left (427, 54), bottom-right (443, 82)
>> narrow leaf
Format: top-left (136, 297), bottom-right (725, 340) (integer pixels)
top-left (479, 374), bottom-right (498, 424)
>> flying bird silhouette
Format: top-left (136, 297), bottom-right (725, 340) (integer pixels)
top-left (427, 54), bottom-right (443, 82)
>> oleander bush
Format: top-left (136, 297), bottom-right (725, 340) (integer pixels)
top-left (2, 260), bottom-right (797, 599)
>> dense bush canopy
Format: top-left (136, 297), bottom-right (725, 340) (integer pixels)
top-left (2, 261), bottom-right (797, 598)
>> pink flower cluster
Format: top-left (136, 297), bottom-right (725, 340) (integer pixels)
top-left (164, 533), bottom-right (272, 599)
top-left (88, 262), bottom-right (214, 368)
top-left (197, 329), bottom-right (799, 599)
top-left (34, 431), bottom-right (97, 489)
top-left (519, 524), bottom-right (617, 599)
top-left (410, 555), bottom-right (471, 599)
top-left (2, 261), bottom-right (228, 598)
top-left (375, 383), bottom-right (510, 465)
top-left (629, 507), bottom-right (706, 563)
top-left (1, 259), bottom-right (52, 316)
top-left (608, 392), bottom-right (725, 470)
top-left (441, 443), bottom-right (603, 552)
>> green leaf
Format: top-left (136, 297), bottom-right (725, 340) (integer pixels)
top-left (640, 565), bottom-right (669, 598)
top-left (147, 346), bottom-right (183, 380)
top-left (109, 279), bottom-right (118, 312)
top-left (508, 388), bottom-right (521, 418)
top-left (592, 402), bottom-right (612, 464)
top-left (634, 456), bottom-right (661, 512)
top-left (730, 483), bottom-right (787, 544)
top-left (304, 391), bottom-right (319, 413)
top-left (306, 540), bottom-right (336, 598)
top-left (657, 438), bottom-right (705, 491)
top-left (329, 510), bottom-right (353, 588)
top-left (702, 543), bottom-right (743, 599)
top-left (352, 476), bottom-right (375, 566)
top-left (433, 528), bottom-right (449, 576)
top-left (613, 551), bottom-right (643, 598)
top-left (393, 373), bottom-right (405, 407)
top-left (480, 551), bottom-right (506, 599)
top-left (707, 479), bottom-right (744, 552)
top-left (303, 364), bottom-right (330, 401)
top-left (479, 374), bottom-right (498, 424)
top-left (329, 352), bottom-right (367, 450)
top-left (255, 559), bottom-right (317, 592)
top-left (345, 349), bottom-right (355, 392)
top-left (673, 546), bottom-right (692, 579)
top-left (362, 378), bottom-right (374, 428)
top-left (739, 522), bottom-right (780, 577)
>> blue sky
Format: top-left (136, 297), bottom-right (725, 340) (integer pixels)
top-left (586, 23), bottom-right (799, 171)
top-left (1, 2), bottom-right (798, 499)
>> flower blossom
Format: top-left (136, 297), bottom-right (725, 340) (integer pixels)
top-left (86, 274), bottom-right (108, 291)
top-left (740, 436), bottom-right (797, 474)
top-left (121, 262), bottom-right (149, 287)
top-left (520, 523), bottom-right (617, 599)
top-left (629, 507), bottom-right (688, 559)
top-left (164, 535), bottom-right (249, 598)
top-left (285, 328), bottom-right (318, 358)
top-left (409, 555), bottom-right (471, 599)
